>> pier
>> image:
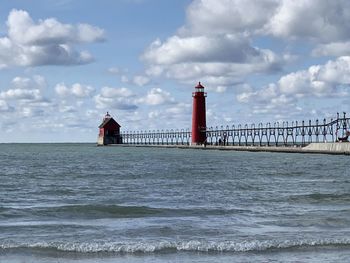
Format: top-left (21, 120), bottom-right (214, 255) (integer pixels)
top-left (115, 112), bottom-right (350, 155)
top-left (120, 112), bottom-right (347, 141)
top-left (98, 83), bottom-right (350, 155)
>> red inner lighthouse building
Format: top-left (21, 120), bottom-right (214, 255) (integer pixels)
top-left (97, 112), bottom-right (122, 145)
top-left (192, 82), bottom-right (207, 145)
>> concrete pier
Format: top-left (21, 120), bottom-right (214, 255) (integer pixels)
top-left (303, 143), bottom-right (350, 154)
top-left (107, 143), bottom-right (350, 155)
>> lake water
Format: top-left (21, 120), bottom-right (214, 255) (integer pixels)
top-left (0, 144), bottom-right (349, 262)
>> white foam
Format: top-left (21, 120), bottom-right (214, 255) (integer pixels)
top-left (1, 238), bottom-right (350, 253)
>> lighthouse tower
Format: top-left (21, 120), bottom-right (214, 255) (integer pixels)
top-left (191, 82), bottom-right (207, 145)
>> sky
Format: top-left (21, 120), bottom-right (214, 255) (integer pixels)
top-left (0, 0), bottom-right (349, 142)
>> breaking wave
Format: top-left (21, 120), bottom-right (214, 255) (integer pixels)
top-left (1, 238), bottom-right (350, 254)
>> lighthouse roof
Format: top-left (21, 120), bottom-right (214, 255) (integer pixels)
top-left (195, 82), bottom-right (205, 89)
top-left (99, 116), bottom-right (121, 128)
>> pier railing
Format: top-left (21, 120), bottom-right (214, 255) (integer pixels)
top-left (120, 112), bottom-right (349, 147)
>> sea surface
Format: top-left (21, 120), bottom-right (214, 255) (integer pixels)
top-left (0, 143), bottom-right (349, 263)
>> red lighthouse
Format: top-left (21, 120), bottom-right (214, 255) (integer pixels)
top-left (97, 112), bottom-right (122, 145)
top-left (192, 82), bottom-right (207, 145)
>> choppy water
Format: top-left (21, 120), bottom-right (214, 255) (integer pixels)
top-left (0, 144), bottom-right (349, 262)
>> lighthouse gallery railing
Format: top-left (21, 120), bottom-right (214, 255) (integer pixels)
top-left (120, 112), bottom-right (349, 146)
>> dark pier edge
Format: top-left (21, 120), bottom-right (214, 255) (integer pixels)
top-left (106, 143), bottom-right (350, 156)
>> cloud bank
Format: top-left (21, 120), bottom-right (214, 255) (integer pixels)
top-left (0, 9), bottom-right (104, 68)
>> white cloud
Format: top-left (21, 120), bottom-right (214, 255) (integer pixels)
top-left (166, 102), bottom-right (191, 115)
top-left (237, 56), bottom-right (350, 116)
top-left (71, 83), bottom-right (95, 97)
top-left (137, 88), bottom-right (174, 105)
top-left (139, 0), bottom-right (350, 106)
top-left (55, 83), bottom-right (70, 97)
top-left (94, 86), bottom-right (137, 110)
top-left (59, 105), bottom-right (77, 113)
top-left (184, 0), bottom-right (350, 43)
top-left (312, 42), bottom-right (350, 57)
top-left (162, 59), bottom-right (279, 85)
top-left (237, 83), bottom-right (279, 104)
top-left (0, 75), bottom-right (53, 120)
top-left (76, 24), bottom-right (105, 43)
top-left (265, 0), bottom-right (350, 43)
top-left (148, 110), bottom-right (160, 119)
top-left (278, 57), bottom-right (350, 97)
top-left (145, 102), bottom-right (191, 129)
top-left (94, 95), bottom-right (137, 110)
top-left (11, 75), bottom-right (46, 89)
top-left (7, 9), bottom-right (104, 45)
top-left (0, 75), bottom-right (52, 120)
top-left (143, 37), bottom-right (281, 86)
top-left (278, 71), bottom-right (311, 96)
top-left (142, 2), bottom-right (284, 87)
top-left (0, 9), bottom-right (104, 67)
top-left (143, 34), bottom-right (280, 66)
top-left (182, 0), bottom-right (277, 36)
top-left (11, 77), bottom-right (32, 89)
top-left (140, 0), bottom-right (350, 92)
top-left (133, 75), bottom-right (150, 86)
top-left (145, 65), bottom-right (164, 77)
top-left (214, 86), bottom-right (227, 93)
top-left (316, 57), bottom-right (350, 84)
top-left (0, 88), bottom-right (42, 101)
top-left (100, 86), bottom-right (134, 98)
top-left (55, 83), bottom-right (95, 98)
top-left (236, 87), bottom-right (300, 119)
top-left (20, 106), bottom-right (46, 117)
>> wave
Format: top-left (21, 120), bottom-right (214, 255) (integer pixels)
top-left (1, 238), bottom-right (350, 254)
top-left (0, 204), bottom-right (248, 219)
top-left (288, 193), bottom-right (350, 203)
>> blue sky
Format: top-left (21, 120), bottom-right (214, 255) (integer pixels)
top-left (0, 0), bottom-right (349, 142)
